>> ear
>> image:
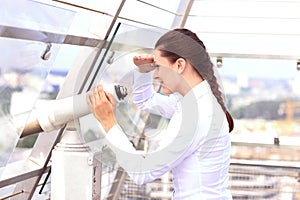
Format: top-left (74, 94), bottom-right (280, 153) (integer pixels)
top-left (176, 58), bottom-right (186, 74)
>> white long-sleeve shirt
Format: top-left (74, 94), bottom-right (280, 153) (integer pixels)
top-left (105, 70), bottom-right (232, 200)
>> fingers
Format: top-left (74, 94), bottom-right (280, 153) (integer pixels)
top-left (133, 54), bottom-right (155, 73)
top-left (86, 85), bottom-right (114, 107)
top-left (86, 84), bottom-right (117, 132)
top-left (105, 92), bottom-right (116, 108)
top-left (94, 85), bottom-right (116, 105)
top-left (139, 54), bottom-right (154, 64)
top-left (95, 85), bottom-right (106, 102)
top-left (133, 54), bottom-right (154, 66)
top-left (105, 92), bottom-right (114, 103)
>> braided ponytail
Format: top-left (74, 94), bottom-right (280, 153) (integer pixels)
top-left (155, 28), bottom-right (234, 132)
top-left (200, 58), bottom-right (234, 132)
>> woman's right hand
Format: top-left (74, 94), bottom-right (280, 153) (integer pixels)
top-left (133, 55), bottom-right (155, 73)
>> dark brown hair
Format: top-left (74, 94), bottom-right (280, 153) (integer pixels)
top-left (155, 28), bottom-right (234, 132)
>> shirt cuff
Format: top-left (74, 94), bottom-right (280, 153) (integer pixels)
top-left (105, 125), bottom-right (136, 153)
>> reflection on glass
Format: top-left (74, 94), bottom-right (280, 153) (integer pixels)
top-left (0, 39), bottom-right (51, 177)
top-left (79, 23), bottom-right (169, 167)
top-left (0, 0), bottom-right (75, 180)
top-left (1, 0), bottom-right (75, 37)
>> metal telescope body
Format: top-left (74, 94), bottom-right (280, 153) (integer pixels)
top-left (14, 84), bottom-right (128, 137)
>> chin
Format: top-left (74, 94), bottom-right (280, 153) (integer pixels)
top-left (162, 87), bottom-right (173, 95)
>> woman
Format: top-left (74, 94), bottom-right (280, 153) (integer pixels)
top-left (87, 28), bottom-right (234, 199)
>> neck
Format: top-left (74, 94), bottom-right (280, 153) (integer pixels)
top-left (177, 72), bottom-right (203, 96)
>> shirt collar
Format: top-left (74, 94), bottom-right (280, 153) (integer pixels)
top-left (184, 80), bottom-right (210, 100)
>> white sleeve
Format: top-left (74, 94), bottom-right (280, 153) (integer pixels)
top-left (105, 81), bottom-right (228, 186)
top-left (105, 108), bottom-right (210, 185)
top-left (132, 70), bottom-right (179, 119)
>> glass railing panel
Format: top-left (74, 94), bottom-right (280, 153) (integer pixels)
top-left (0, 0), bottom-right (75, 180)
top-left (78, 23), bottom-right (169, 168)
top-left (1, 0), bottom-right (75, 34)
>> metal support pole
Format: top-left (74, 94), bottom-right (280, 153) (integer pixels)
top-left (179, 0), bottom-right (195, 28)
top-left (171, 0), bottom-right (195, 29)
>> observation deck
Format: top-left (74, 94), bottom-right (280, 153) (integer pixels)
top-left (1, 0), bottom-right (300, 199)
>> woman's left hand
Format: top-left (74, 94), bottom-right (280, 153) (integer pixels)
top-left (86, 85), bottom-right (117, 132)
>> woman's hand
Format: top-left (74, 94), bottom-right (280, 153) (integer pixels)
top-left (87, 85), bottom-right (117, 132)
top-left (133, 54), bottom-right (155, 73)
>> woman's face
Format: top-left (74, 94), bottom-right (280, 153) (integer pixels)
top-left (153, 49), bottom-right (181, 94)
